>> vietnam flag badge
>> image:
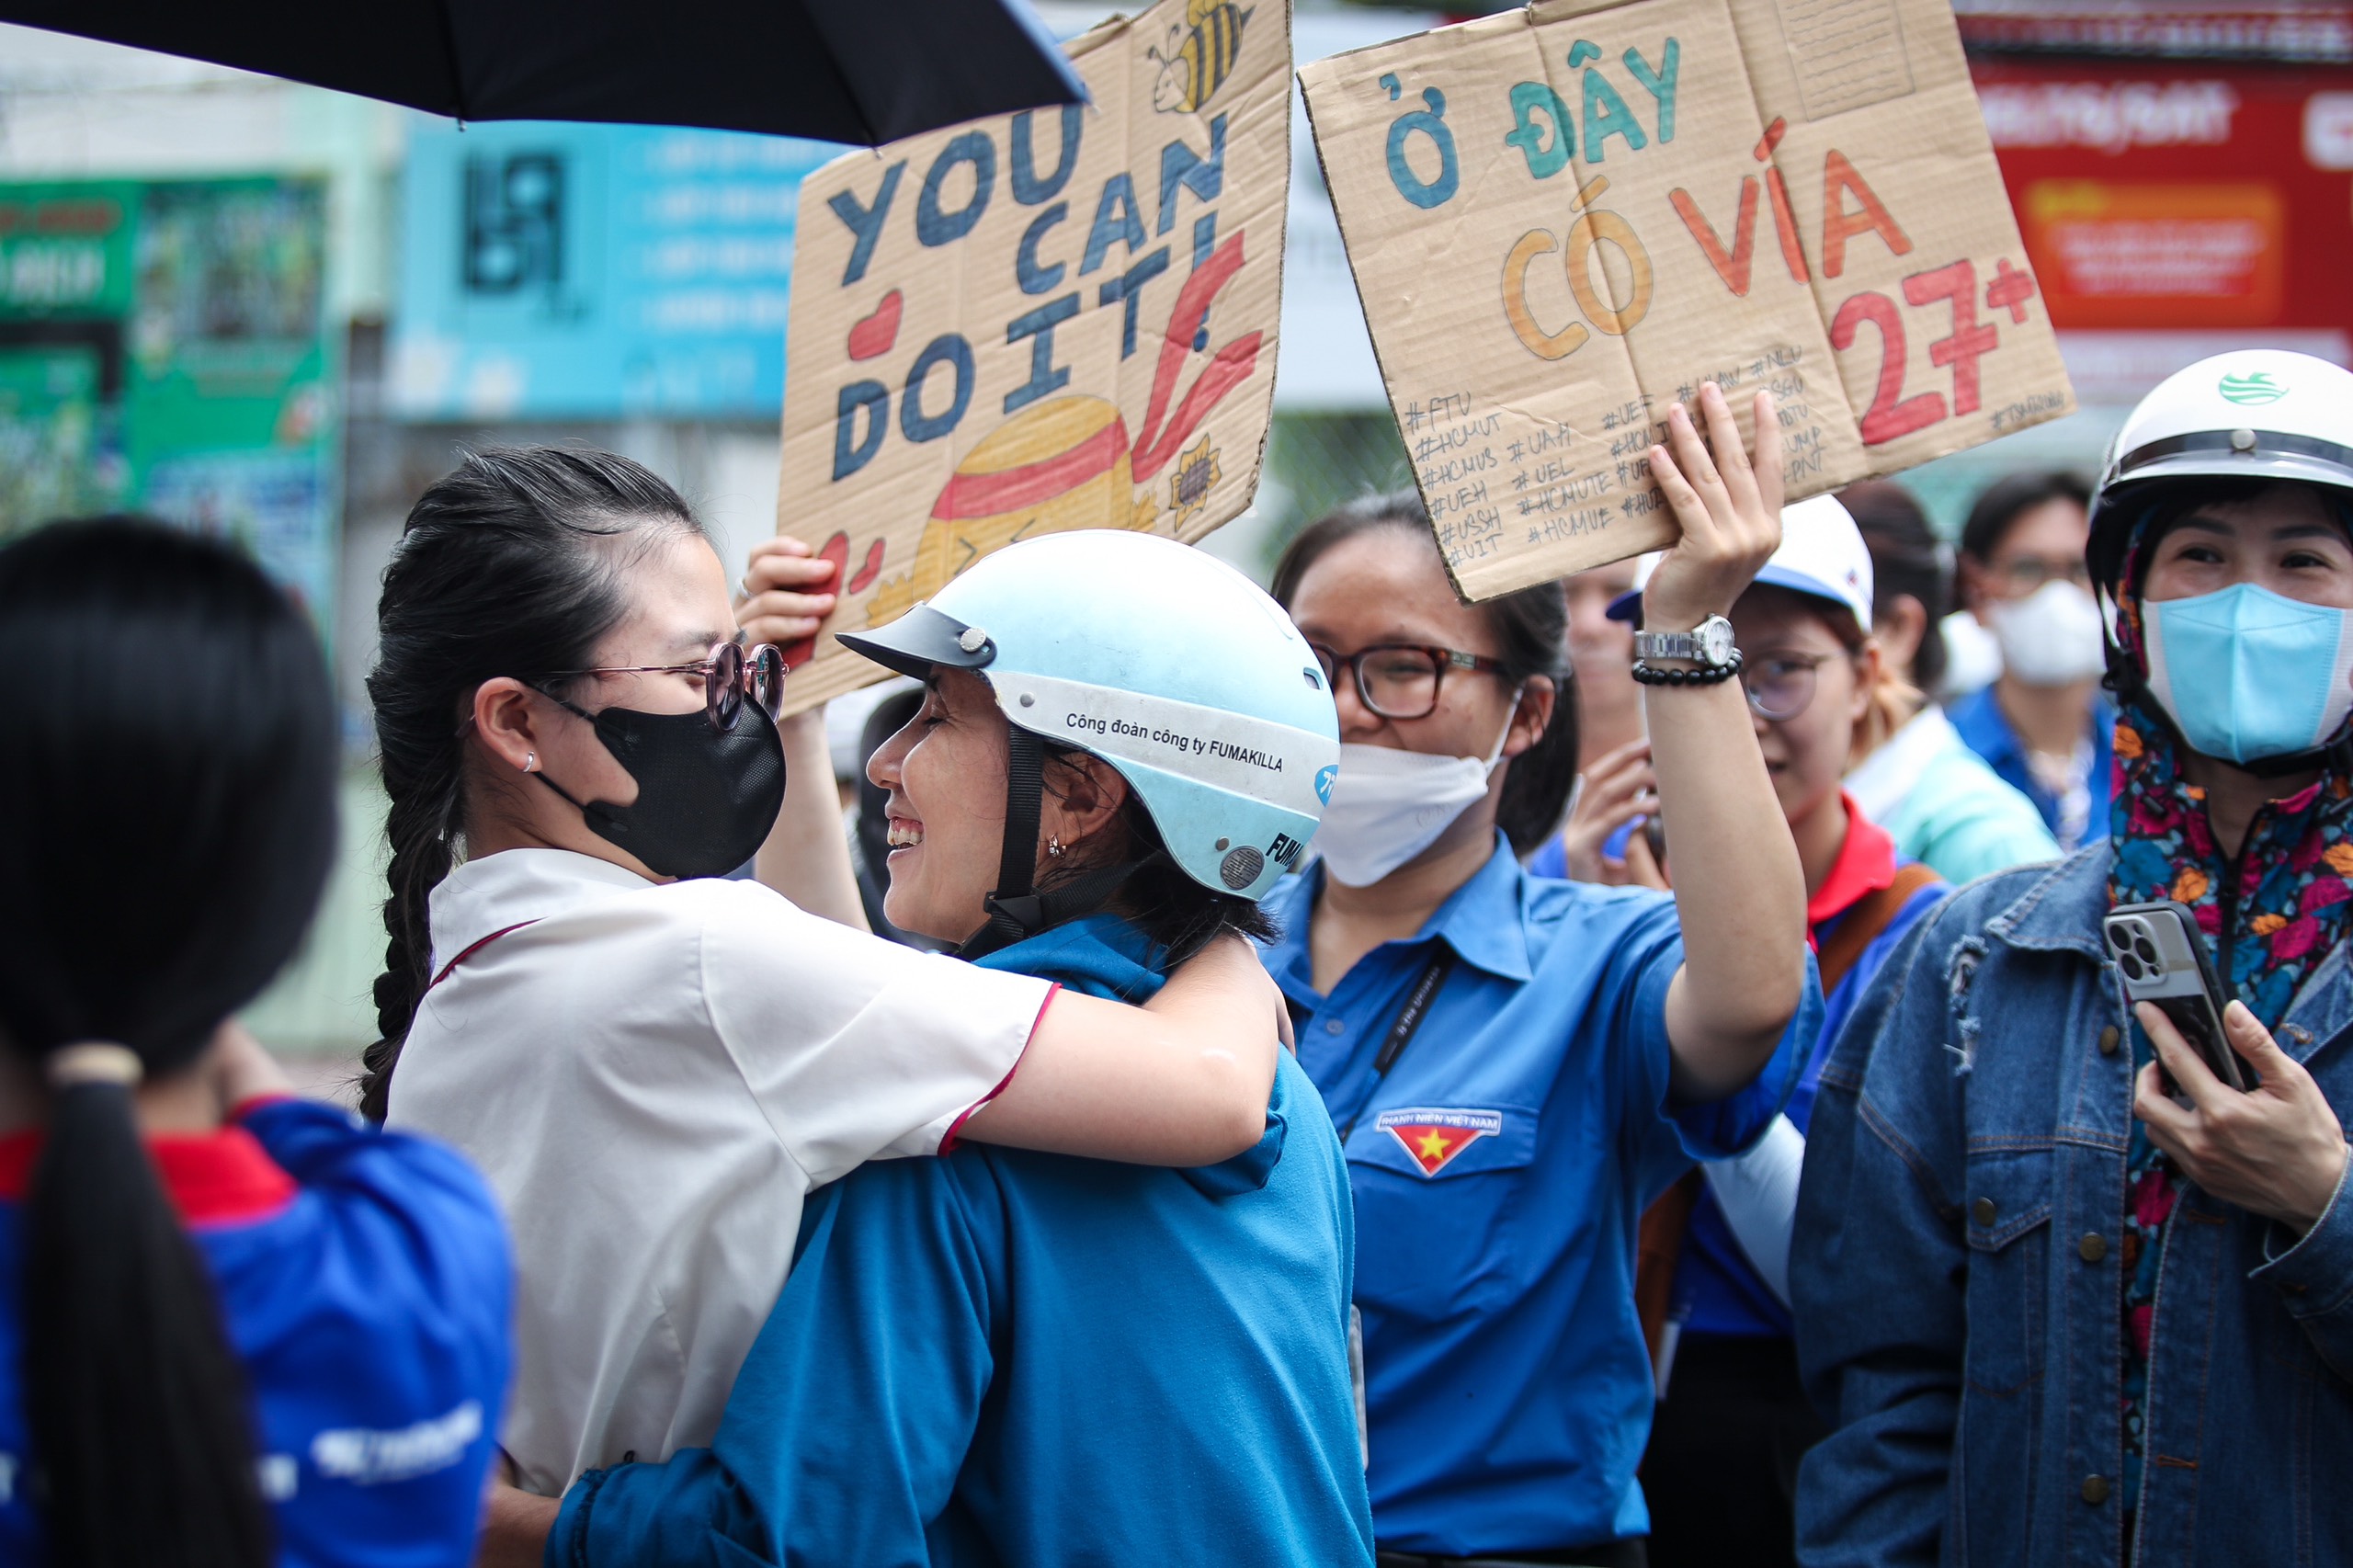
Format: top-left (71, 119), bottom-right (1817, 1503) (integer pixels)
top-left (1373, 1108), bottom-right (1505, 1177)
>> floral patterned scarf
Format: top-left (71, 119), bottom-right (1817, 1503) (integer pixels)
top-left (2105, 516), bottom-right (2353, 1517)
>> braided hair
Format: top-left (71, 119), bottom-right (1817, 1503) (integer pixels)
top-left (361, 448), bottom-right (702, 1121)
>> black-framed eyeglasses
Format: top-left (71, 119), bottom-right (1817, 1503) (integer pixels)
top-left (1742, 651), bottom-right (1838, 722)
top-left (1308, 641), bottom-right (1509, 721)
top-left (541, 641), bottom-right (786, 732)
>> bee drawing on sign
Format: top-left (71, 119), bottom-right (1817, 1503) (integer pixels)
top-left (1170, 436), bottom-right (1222, 528)
top-left (1151, 0), bottom-right (1252, 114)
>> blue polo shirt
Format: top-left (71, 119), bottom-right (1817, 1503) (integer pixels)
top-left (1948, 684), bottom-right (2114, 848)
top-left (1262, 837), bottom-right (1817, 1556)
top-left (551, 912), bottom-right (1373, 1568)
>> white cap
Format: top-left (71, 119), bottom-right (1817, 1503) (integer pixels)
top-left (1607, 494), bottom-right (1876, 634)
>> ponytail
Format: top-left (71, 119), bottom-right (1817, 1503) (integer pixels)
top-left (25, 1081), bottom-right (273, 1565)
top-left (362, 448), bottom-right (703, 1119)
top-left (0, 517), bottom-right (340, 1568)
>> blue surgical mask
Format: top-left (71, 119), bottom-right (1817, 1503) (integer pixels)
top-left (2143, 583), bottom-right (2353, 764)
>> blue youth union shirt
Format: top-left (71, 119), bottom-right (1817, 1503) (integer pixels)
top-left (1262, 836), bottom-right (1816, 1555)
top-left (0, 1097), bottom-right (513, 1567)
top-left (551, 911), bottom-right (1375, 1568)
top-left (1948, 684), bottom-right (2115, 846)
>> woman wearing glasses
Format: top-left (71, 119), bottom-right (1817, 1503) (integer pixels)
top-left (1948, 473), bottom-right (2113, 848)
top-left (1261, 385), bottom-right (1817, 1568)
top-left (368, 449), bottom-right (1290, 1503)
top-left (1622, 496), bottom-right (1950, 1568)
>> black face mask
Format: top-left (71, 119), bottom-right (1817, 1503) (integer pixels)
top-left (535, 701), bottom-right (786, 880)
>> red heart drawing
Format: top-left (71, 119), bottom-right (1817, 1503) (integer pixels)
top-left (846, 537), bottom-right (886, 595)
top-left (781, 532), bottom-right (853, 670)
top-left (847, 290), bottom-right (903, 361)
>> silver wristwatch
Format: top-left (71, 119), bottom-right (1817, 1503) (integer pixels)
top-left (1633, 615), bottom-right (1737, 668)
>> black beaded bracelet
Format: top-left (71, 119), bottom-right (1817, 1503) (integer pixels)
top-left (1631, 649), bottom-right (1744, 687)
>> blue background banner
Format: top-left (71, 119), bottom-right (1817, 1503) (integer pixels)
top-left (392, 120), bottom-right (840, 420)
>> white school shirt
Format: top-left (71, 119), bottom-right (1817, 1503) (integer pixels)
top-left (388, 848), bottom-right (1051, 1495)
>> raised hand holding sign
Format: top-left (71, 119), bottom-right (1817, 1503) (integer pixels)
top-left (771, 0), bottom-right (1293, 713)
top-left (1299, 0), bottom-right (2074, 601)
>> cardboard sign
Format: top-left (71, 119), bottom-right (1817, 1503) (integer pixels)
top-left (1299, 0), bottom-right (2075, 599)
top-left (773, 0), bottom-right (1290, 711)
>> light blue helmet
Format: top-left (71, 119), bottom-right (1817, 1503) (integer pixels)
top-left (837, 530), bottom-right (1340, 919)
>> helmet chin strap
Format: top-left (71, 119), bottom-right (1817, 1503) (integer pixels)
top-left (963, 724), bottom-right (1050, 959)
top-left (958, 724), bottom-right (1160, 960)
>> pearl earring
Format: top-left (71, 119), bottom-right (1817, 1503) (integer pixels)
top-left (524, 753), bottom-right (538, 773)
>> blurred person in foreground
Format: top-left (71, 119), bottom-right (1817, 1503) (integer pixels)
top-left (1796, 351), bottom-right (2353, 1565)
top-left (1618, 498), bottom-right (1951, 1568)
top-left (1949, 472), bottom-right (2114, 849)
top-left (0, 517), bottom-right (511, 1568)
top-left (1841, 482), bottom-right (2062, 884)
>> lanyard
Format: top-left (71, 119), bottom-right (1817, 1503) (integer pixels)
top-left (1334, 949), bottom-right (1456, 1144)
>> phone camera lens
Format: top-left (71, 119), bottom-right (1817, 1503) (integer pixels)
top-left (2107, 927), bottom-right (2132, 954)
top-left (2134, 936), bottom-right (2160, 966)
top-left (2119, 951), bottom-right (2145, 980)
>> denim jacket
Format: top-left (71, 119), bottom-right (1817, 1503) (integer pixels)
top-left (1793, 845), bottom-right (2353, 1568)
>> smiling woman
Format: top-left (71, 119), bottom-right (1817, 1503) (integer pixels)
top-left (866, 667), bottom-right (1285, 960)
top-left (516, 527), bottom-right (1374, 1568)
top-left (836, 528), bottom-right (1328, 966)
top-left (361, 449), bottom-right (1297, 1509)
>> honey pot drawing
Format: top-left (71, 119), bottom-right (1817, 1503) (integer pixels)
top-left (862, 395), bottom-right (1158, 624)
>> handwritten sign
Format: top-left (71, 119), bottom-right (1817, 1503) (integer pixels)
top-left (773, 0), bottom-right (1290, 711)
top-left (1299, 0), bottom-right (2075, 598)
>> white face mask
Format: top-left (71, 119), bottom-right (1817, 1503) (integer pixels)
top-left (1986, 579), bottom-right (2109, 687)
top-left (1313, 700), bottom-right (1519, 889)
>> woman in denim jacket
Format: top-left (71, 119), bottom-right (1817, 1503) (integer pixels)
top-left (1793, 349), bottom-right (2353, 1568)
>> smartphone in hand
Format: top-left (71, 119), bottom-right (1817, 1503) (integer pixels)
top-left (2104, 900), bottom-right (2250, 1093)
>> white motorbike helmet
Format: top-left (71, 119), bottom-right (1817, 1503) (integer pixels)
top-left (838, 530), bottom-right (1341, 954)
top-left (2088, 349), bottom-right (2353, 772)
top-left (2089, 349), bottom-right (2353, 592)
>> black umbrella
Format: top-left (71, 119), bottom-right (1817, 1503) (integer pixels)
top-left (2, 0), bottom-right (1086, 145)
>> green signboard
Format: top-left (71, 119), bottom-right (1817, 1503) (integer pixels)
top-left (0, 177), bottom-right (336, 628)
